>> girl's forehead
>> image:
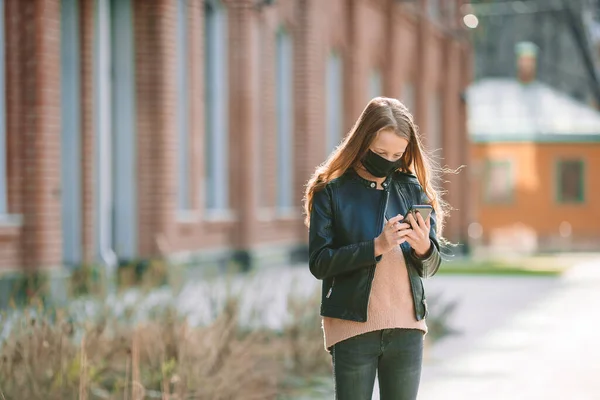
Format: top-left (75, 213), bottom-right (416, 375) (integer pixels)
top-left (372, 129), bottom-right (408, 152)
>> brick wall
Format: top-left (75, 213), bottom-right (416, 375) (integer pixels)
top-left (0, 0), bottom-right (23, 270)
top-left (135, 0), bottom-right (178, 257)
top-left (0, 0), bottom-right (473, 271)
top-left (0, 0), bottom-right (62, 270)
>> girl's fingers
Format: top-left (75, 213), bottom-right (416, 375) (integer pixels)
top-left (390, 222), bottom-right (411, 233)
top-left (408, 213), bottom-right (421, 232)
top-left (387, 214), bottom-right (404, 226)
top-left (411, 214), bottom-right (428, 236)
top-left (397, 229), bottom-right (413, 238)
top-left (406, 231), bottom-right (418, 241)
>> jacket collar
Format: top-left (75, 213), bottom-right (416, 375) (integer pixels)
top-left (345, 167), bottom-right (419, 189)
top-left (347, 167), bottom-right (393, 191)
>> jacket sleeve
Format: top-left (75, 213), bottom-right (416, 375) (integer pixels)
top-left (308, 185), bottom-right (382, 280)
top-left (407, 188), bottom-right (442, 279)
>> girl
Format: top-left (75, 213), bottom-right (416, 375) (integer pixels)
top-left (303, 97), bottom-right (446, 400)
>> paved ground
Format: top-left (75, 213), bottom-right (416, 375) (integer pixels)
top-left (281, 255), bottom-right (600, 400)
top-left (416, 256), bottom-right (600, 400)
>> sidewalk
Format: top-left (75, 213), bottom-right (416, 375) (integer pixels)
top-left (417, 256), bottom-right (600, 400)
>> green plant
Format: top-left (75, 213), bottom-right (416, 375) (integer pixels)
top-left (116, 258), bottom-right (169, 290)
top-left (8, 271), bottom-right (49, 307)
top-left (0, 296), bottom-right (281, 399)
top-left (69, 264), bottom-right (106, 297)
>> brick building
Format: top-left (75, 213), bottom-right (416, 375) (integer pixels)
top-left (0, 0), bottom-right (472, 273)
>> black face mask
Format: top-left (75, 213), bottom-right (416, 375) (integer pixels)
top-left (361, 150), bottom-right (402, 178)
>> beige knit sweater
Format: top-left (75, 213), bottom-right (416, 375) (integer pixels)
top-left (322, 240), bottom-right (428, 351)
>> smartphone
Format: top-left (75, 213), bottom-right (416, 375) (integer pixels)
top-left (401, 205), bottom-right (432, 225)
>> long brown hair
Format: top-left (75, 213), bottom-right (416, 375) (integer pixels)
top-left (303, 97), bottom-right (451, 239)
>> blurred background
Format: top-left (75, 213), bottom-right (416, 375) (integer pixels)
top-left (0, 0), bottom-right (599, 399)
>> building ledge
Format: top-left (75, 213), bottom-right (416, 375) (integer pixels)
top-left (0, 214), bottom-right (22, 238)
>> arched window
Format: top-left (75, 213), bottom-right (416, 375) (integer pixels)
top-left (368, 69), bottom-right (382, 100)
top-left (276, 27), bottom-right (294, 209)
top-left (204, 0), bottom-right (229, 211)
top-left (177, 0), bottom-right (191, 210)
top-left (326, 51), bottom-right (343, 153)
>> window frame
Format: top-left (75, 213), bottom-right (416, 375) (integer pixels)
top-left (368, 69), bottom-right (382, 100)
top-left (555, 158), bottom-right (586, 204)
top-left (204, 0), bottom-right (229, 213)
top-left (326, 50), bottom-right (343, 154)
top-left (275, 26), bottom-right (294, 211)
top-left (483, 159), bottom-right (515, 205)
top-left (401, 81), bottom-right (416, 116)
top-left (176, 0), bottom-right (191, 211)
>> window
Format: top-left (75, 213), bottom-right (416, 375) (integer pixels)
top-left (204, 0), bottom-right (229, 211)
top-left (177, 0), bottom-right (190, 210)
top-left (326, 52), bottom-right (343, 153)
top-left (402, 82), bottom-right (415, 116)
top-left (484, 160), bottom-right (514, 204)
top-left (556, 160), bottom-right (585, 203)
top-left (368, 69), bottom-right (382, 100)
top-left (276, 27), bottom-right (294, 209)
top-left (61, 0), bottom-right (82, 265)
top-left (444, 0), bottom-right (457, 26)
top-left (0, 0), bottom-right (6, 215)
top-left (428, 93), bottom-right (443, 157)
top-left (428, 0), bottom-right (441, 21)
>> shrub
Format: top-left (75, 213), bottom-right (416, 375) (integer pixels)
top-left (0, 299), bottom-right (281, 399)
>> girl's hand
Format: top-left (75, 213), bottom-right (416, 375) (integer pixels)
top-left (405, 211), bottom-right (432, 257)
top-left (374, 214), bottom-right (412, 257)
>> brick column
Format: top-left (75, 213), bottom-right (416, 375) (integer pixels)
top-left (1, 0), bottom-right (24, 270)
top-left (346, 0), bottom-right (362, 126)
top-left (19, 0), bottom-right (63, 269)
top-left (134, 0), bottom-right (177, 257)
top-left (384, 0), bottom-right (399, 99)
top-left (229, 0), bottom-right (259, 252)
top-left (294, 0), bottom-right (323, 241)
top-left (415, 4), bottom-right (430, 136)
top-left (187, 0), bottom-right (205, 214)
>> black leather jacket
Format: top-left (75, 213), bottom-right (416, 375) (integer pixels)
top-left (308, 168), bottom-right (442, 324)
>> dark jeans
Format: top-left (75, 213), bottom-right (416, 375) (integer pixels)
top-left (331, 328), bottom-right (424, 400)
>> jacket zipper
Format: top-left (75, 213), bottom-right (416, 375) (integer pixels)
top-left (326, 278), bottom-right (335, 298)
top-left (397, 186), bottom-right (409, 210)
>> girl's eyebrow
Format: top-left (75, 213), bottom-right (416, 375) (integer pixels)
top-left (374, 147), bottom-right (405, 155)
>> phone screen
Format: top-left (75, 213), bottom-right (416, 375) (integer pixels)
top-left (402, 205), bottom-right (432, 224)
